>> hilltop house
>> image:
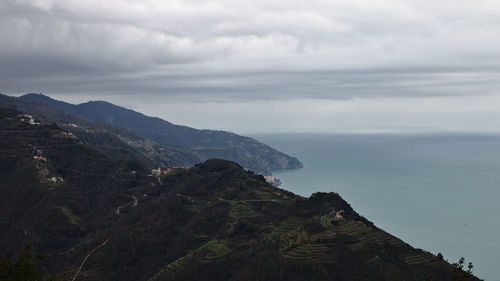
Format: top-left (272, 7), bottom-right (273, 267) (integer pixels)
top-left (264, 174), bottom-right (282, 186)
top-left (151, 167), bottom-right (177, 176)
top-left (335, 210), bottom-right (345, 220)
top-left (18, 114), bottom-right (40, 125)
top-left (48, 176), bottom-right (64, 184)
top-left (33, 155), bottom-right (47, 162)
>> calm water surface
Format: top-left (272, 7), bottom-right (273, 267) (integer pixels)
top-left (253, 133), bottom-right (500, 281)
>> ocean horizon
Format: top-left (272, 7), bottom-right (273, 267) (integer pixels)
top-left (253, 132), bottom-right (500, 281)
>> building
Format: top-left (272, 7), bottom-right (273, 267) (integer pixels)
top-left (18, 114), bottom-right (40, 125)
top-left (33, 155), bottom-right (47, 162)
top-left (335, 210), bottom-right (345, 220)
top-left (48, 176), bottom-right (64, 183)
top-left (264, 175), bottom-right (282, 186)
top-left (29, 119), bottom-right (40, 125)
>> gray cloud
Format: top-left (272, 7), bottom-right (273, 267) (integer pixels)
top-left (3, 0), bottom-right (500, 134)
top-left (2, 0), bottom-right (500, 100)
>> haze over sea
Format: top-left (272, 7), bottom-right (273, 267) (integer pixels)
top-left (254, 133), bottom-right (500, 281)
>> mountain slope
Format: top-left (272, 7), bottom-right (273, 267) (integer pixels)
top-left (0, 107), bottom-right (480, 281)
top-left (0, 93), bottom-right (201, 169)
top-left (19, 93), bottom-right (303, 174)
top-left (0, 107), bottom-right (146, 256)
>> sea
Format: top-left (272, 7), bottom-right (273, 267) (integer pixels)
top-left (253, 133), bottom-right (500, 281)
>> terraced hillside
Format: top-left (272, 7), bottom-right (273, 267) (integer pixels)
top-left (0, 107), bottom-right (479, 281)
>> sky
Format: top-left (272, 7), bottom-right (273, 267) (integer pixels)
top-left (2, 0), bottom-right (500, 133)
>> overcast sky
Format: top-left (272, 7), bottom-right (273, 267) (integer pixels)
top-left (2, 0), bottom-right (500, 133)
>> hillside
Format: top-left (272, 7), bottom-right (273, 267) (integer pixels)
top-left (0, 94), bottom-right (201, 169)
top-left (19, 93), bottom-right (303, 174)
top-left (0, 107), bottom-right (479, 281)
top-left (0, 107), bottom-right (148, 258)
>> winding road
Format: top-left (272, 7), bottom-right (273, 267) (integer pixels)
top-left (116, 195), bottom-right (138, 215)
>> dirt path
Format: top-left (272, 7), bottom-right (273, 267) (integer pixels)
top-left (71, 238), bottom-right (109, 281)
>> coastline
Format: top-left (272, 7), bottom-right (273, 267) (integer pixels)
top-left (252, 132), bottom-right (500, 280)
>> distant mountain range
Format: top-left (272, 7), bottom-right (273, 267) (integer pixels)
top-left (0, 107), bottom-right (479, 281)
top-left (0, 93), bottom-right (302, 175)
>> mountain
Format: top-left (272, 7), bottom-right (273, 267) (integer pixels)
top-left (0, 107), bottom-right (480, 281)
top-left (19, 93), bottom-right (303, 174)
top-left (0, 93), bottom-right (200, 169)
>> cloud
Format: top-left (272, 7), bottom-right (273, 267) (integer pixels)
top-left (53, 91), bottom-right (500, 134)
top-left (2, 0), bottom-right (500, 99)
top-left (2, 0), bottom-right (500, 132)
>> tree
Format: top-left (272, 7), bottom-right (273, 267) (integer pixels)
top-left (0, 244), bottom-right (54, 281)
top-left (451, 257), bottom-right (474, 281)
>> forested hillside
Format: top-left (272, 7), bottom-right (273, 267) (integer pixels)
top-left (19, 93), bottom-right (303, 174)
top-left (0, 108), bottom-right (479, 281)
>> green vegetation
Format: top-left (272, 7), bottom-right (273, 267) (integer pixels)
top-left (149, 240), bottom-right (232, 281)
top-left (229, 202), bottom-right (260, 219)
top-left (451, 257), bottom-right (475, 281)
top-left (0, 107), bottom-right (482, 281)
top-left (198, 240), bottom-right (232, 262)
top-left (272, 217), bottom-right (308, 238)
top-left (405, 253), bottom-right (437, 265)
top-left (148, 253), bottom-right (191, 281)
top-left (280, 242), bottom-right (336, 264)
top-left (55, 206), bottom-right (79, 225)
top-left (14, 93), bottom-right (303, 174)
top-left (0, 245), bottom-right (54, 281)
